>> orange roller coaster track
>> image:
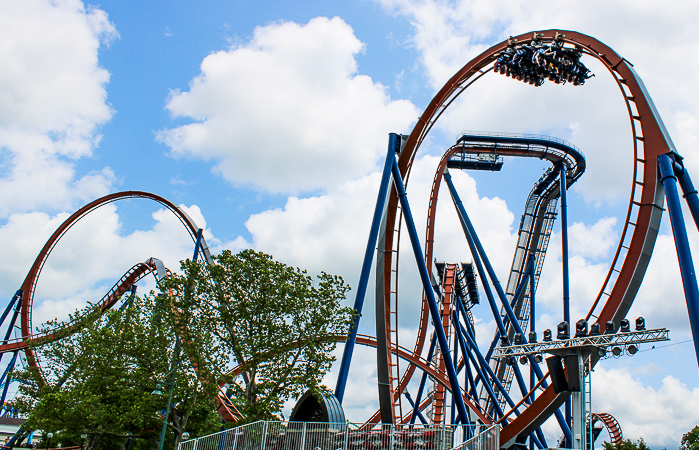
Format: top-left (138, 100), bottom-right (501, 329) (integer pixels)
top-left (360, 29), bottom-right (674, 446)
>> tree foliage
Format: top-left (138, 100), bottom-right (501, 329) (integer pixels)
top-left (163, 249), bottom-right (354, 422)
top-left (13, 294), bottom-right (221, 449)
top-left (14, 249), bottom-right (354, 447)
top-left (682, 426), bottom-right (699, 450)
top-left (603, 438), bottom-right (651, 450)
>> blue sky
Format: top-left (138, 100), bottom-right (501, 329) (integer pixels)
top-left (2, 0), bottom-right (699, 447)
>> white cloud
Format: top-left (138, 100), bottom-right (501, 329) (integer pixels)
top-left (0, 0), bottom-right (117, 215)
top-left (568, 217), bottom-right (617, 260)
top-left (628, 232), bottom-right (695, 338)
top-left (592, 366), bottom-right (699, 449)
top-left (237, 169), bottom-right (380, 282)
top-left (0, 202), bottom-right (211, 330)
top-left (229, 154), bottom-right (518, 331)
top-left (158, 16), bottom-right (418, 193)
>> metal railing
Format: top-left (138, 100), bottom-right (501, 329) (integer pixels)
top-left (451, 425), bottom-right (500, 450)
top-left (457, 130), bottom-right (582, 155)
top-left (179, 421), bottom-right (469, 450)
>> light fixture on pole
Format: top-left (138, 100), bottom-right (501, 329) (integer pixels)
top-left (156, 228), bottom-right (201, 450)
top-left (155, 372), bottom-right (178, 450)
top-left (80, 433), bottom-right (87, 450)
top-left (46, 432), bottom-right (53, 450)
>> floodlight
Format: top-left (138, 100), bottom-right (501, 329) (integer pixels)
top-left (557, 321), bottom-right (569, 340)
top-left (533, 354), bottom-right (543, 364)
top-left (596, 348), bottom-right (606, 357)
top-left (620, 319), bottom-right (630, 333)
top-left (611, 346), bottom-right (622, 356)
top-left (635, 317), bottom-right (645, 331)
top-left (520, 356), bottom-right (528, 365)
top-left (514, 333), bottom-right (523, 345)
top-left (543, 329), bottom-right (552, 342)
top-left (575, 319), bottom-right (588, 338)
top-left (589, 323), bottom-right (601, 336)
top-left (605, 321), bottom-right (615, 334)
top-left (529, 331), bottom-right (537, 343)
top-left (628, 344), bottom-right (638, 355)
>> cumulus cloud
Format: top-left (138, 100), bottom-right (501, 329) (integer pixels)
top-left (592, 367), bottom-right (699, 448)
top-left (0, 0), bottom-right (117, 215)
top-left (628, 232), bottom-right (696, 339)
top-left (158, 16), bottom-right (418, 193)
top-left (228, 154), bottom-right (517, 331)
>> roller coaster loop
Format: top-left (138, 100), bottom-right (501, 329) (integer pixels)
top-left (335, 29), bottom-right (699, 449)
top-left (0, 191), bottom-right (212, 396)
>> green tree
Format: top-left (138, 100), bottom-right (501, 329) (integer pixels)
top-left (164, 249), bottom-right (354, 422)
top-left (603, 438), bottom-right (651, 450)
top-left (14, 248), bottom-right (353, 447)
top-left (13, 293), bottom-right (221, 450)
top-left (681, 426), bottom-right (699, 450)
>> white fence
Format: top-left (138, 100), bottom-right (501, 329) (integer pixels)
top-left (451, 425), bottom-right (500, 450)
top-left (178, 421), bottom-right (498, 450)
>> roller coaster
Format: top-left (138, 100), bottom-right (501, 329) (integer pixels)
top-left (2, 29), bottom-right (699, 450)
top-left (333, 28), bottom-right (699, 450)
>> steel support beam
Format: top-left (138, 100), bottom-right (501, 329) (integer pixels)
top-left (658, 153), bottom-right (699, 368)
top-left (391, 157), bottom-right (470, 424)
top-left (335, 133), bottom-right (397, 402)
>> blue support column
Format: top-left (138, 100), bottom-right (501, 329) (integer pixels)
top-left (502, 261), bottom-right (534, 331)
top-left (675, 159), bottom-right (699, 231)
top-left (453, 302), bottom-right (479, 400)
top-left (459, 306), bottom-right (485, 389)
top-left (391, 157), bottom-right (469, 424)
top-left (443, 172), bottom-right (509, 339)
top-left (560, 164), bottom-right (570, 328)
top-left (0, 294), bottom-right (21, 352)
top-left (444, 171), bottom-right (531, 351)
top-left (659, 153), bottom-right (699, 368)
top-left (0, 351), bottom-right (18, 406)
top-left (335, 134), bottom-right (397, 402)
top-left (0, 292), bottom-right (19, 331)
top-left (0, 350), bottom-right (18, 387)
top-left (192, 228), bottom-right (204, 262)
top-left (529, 254), bottom-right (536, 343)
top-left (528, 254), bottom-right (536, 450)
top-left (455, 319), bottom-right (517, 415)
top-left (452, 313), bottom-right (505, 419)
top-left (445, 169), bottom-right (571, 444)
top-left (410, 333), bottom-right (437, 425)
top-left (404, 392), bottom-right (428, 425)
top-left (451, 327), bottom-right (459, 425)
top-left (559, 164), bottom-right (572, 446)
top-left (0, 291), bottom-right (21, 368)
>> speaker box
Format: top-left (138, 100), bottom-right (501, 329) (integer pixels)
top-left (565, 355), bottom-right (581, 392)
top-left (546, 356), bottom-right (568, 393)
